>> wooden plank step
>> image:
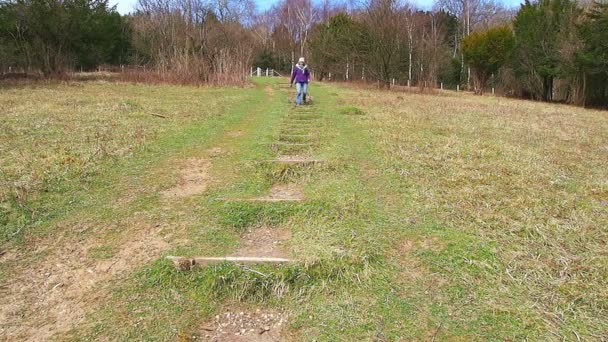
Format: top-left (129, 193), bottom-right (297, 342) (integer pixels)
top-left (285, 116), bottom-right (319, 120)
top-left (220, 197), bottom-right (303, 202)
top-left (270, 142), bottom-right (312, 146)
top-left (281, 128), bottom-right (314, 132)
top-left (279, 137), bottom-right (312, 143)
top-left (282, 121), bottom-right (316, 124)
top-left (279, 134), bottom-right (312, 137)
top-left (167, 256), bottom-right (292, 270)
top-left (264, 158), bottom-right (324, 164)
top-left (281, 124), bottom-right (316, 128)
top-left (284, 119), bottom-right (318, 122)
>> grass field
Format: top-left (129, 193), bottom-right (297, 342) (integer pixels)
top-left (0, 78), bottom-right (607, 341)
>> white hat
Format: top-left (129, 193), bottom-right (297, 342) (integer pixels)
top-left (298, 57), bottom-right (305, 63)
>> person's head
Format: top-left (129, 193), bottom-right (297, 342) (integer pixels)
top-left (298, 57), bottom-right (305, 66)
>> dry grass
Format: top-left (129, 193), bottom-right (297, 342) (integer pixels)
top-left (2, 78), bottom-right (606, 340)
top-left (341, 86), bottom-right (608, 339)
top-left (0, 79), bottom-right (263, 340)
top-left (0, 80), bottom-right (240, 242)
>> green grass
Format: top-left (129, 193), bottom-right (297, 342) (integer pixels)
top-left (0, 81), bottom-right (248, 243)
top-left (339, 105), bottom-right (366, 116)
top-left (1, 77), bottom-right (607, 341)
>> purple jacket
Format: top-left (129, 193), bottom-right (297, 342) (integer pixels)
top-left (291, 65), bottom-right (310, 84)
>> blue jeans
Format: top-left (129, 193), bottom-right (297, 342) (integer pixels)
top-left (295, 82), bottom-right (308, 105)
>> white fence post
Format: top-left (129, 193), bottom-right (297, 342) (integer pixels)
top-left (440, 82), bottom-right (443, 90)
top-left (457, 84), bottom-right (460, 92)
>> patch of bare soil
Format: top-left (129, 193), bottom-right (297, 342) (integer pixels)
top-left (396, 239), bottom-right (424, 281)
top-left (227, 130), bottom-right (244, 138)
top-left (198, 309), bottom-right (287, 341)
top-left (392, 238), bottom-right (449, 291)
top-left (269, 184), bottom-right (303, 200)
top-left (264, 86), bottom-right (275, 97)
top-left (235, 226), bottom-right (291, 258)
top-left (0, 249), bottom-right (17, 263)
top-left (253, 184), bottom-right (304, 202)
top-left (0, 224), bottom-right (169, 341)
top-left (207, 147), bottom-right (227, 158)
top-left (162, 158), bottom-right (210, 198)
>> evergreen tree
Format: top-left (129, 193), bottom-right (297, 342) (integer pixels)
top-left (512, 0), bottom-right (579, 101)
top-left (578, 1), bottom-right (608, 107)
top-left (462, 26), bottom-right (514, 94)
top-left (0, 0), bottom-right (129, 74)
top-left (309, 13), bottom-right (366, 81)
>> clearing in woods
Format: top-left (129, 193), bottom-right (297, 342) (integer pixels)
top-left (0, 78), bottom-right (607, 340)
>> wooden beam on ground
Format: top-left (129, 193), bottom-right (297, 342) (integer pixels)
top-left (285, 119), bottom-right (318, 123)
top-left (263, 158), bottom-right (325, 164)
top-left (281, 128), bottom-right (315, 133)
top-left (271, 142), bottom-right (312, 146)
top-left (281, 122), bottom-right (316, 125)
top-left (219, 197), bottom-right (303, 202)
top-left (285, 116), bottom-right (319, 120)
top-left (281, 126), bottom-right (316, 129)
top-left (279, 134), bottom-right (312, 137)
top-left (167, 256), bottom-right (292, 270)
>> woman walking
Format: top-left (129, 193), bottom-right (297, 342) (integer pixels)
top-left (290, 57), bottom-right (310, 106)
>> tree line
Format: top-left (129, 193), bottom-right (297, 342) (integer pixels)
top-left (0, 0), bottom-right (606, 106)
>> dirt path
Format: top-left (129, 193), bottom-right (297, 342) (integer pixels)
top-left (0, 80), bottom-right (324, 341)
top-left (193, 88), bottom-right (323, 342)
top-left (0, 218), bottom-right (172, 340)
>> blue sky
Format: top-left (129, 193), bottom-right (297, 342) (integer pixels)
top-left (110, 0), bottom-right (277, 14)
top-left (110, 0), bottom-right (522, 15)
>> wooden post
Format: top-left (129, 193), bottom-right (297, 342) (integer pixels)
top-left (440, 82), bottom-right (443, 90)
top-left (457, 84), bottom-right (460, 92)
top-left (392, 78), bottom-right (395, 87)
top-left (266, 68), bottom-right (269, 77)
top-left (492, 87), bottom-right (495, 95)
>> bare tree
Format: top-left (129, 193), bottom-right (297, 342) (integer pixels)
top-left (403, 7), bottom-right (416, 85)
top-left (132, 0), bottom-right (256, 84)
top-left (363, 0), bottom-right (404, 87)
top-left (435, 0), bottom-right (506, 88)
